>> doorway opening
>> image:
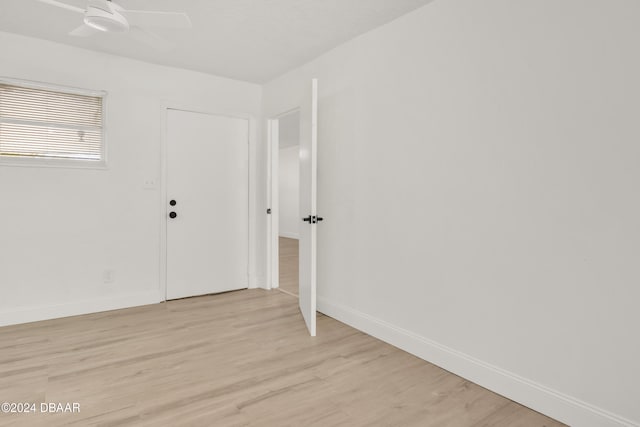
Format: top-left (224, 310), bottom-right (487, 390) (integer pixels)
top-left (274, 110), bottom-right (300, 297)
top-left (267, 78), bottom-right (318, 336)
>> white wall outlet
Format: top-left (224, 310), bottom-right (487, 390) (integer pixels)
top-left (103, 269), bottom-right (115, 284)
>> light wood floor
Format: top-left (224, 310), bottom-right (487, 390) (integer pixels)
top-left (279, 237), bottom-right (299, 296)
top-left (0, 290), bottom-right (563, 426)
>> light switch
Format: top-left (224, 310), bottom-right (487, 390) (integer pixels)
top-left (143, 179), bottom-right (157, 189)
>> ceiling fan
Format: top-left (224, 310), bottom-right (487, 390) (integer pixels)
top-left (36, 0), bottom-right (192, 50)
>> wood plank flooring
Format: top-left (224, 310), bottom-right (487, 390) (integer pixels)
top-left (278, 237), bottom-right (299, 296)
top-left (0, 290), bottom-right (563, 426)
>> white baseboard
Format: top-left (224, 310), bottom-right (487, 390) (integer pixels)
top-left (255, 274), bottom-right (269, 290)
top-left (317, 297), bottom-right (638, 427)
top-left (279, 231), bottom-right (299, 239)
top-left (248, 273), bottom-right (259, 289)
top-left (0, 291), bottom-right (162, 327)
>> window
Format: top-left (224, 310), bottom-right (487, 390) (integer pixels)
top-left (0, 79), bottom-right (105, 166)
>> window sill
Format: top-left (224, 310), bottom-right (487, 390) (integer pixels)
top-left (0, 157), bottom-right (108, 170)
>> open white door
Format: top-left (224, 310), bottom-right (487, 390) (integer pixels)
top-left (299, 79), bottom-right (319, 336)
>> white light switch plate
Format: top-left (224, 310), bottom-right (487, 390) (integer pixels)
top-left (143, 179), bottom-right (157, 190)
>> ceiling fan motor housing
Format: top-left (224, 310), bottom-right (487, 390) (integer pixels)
top-left (84, 4), bottom-right (129, 32)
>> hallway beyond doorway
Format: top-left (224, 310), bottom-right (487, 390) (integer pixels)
top-left (279, 237), bottom-right (298, 296)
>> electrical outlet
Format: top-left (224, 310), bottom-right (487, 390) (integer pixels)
top-left (103, 269), bottom-right (115, 284)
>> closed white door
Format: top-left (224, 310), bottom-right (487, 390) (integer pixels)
top-left (166, 109), bottom-right (249, 300)
top-left (299, 79), bottom-right (319, 336)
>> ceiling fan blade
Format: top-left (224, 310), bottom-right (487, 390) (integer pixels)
top-left (36, 0), bottom-right (85, 14)
top-left (69, 25), bottom-right (100, 37)
top-left (120, 10), bottom-right (192, 29)
top-left (129, 27), bottom-right (174, 51)
top-left (88, 0), bottom-right (111, 13)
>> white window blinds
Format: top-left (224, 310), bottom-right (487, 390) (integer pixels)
top-left (0, 82), bottom-right (104, 162)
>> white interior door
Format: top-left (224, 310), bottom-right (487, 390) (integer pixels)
top-left (166, 109), bottom-right (249, 300)
top-left (299, 79), bottom-right (319, 336)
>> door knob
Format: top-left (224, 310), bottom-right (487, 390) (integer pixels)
top-left (170, 200), bottom-right (177, 206)
top-left (303, 215), bottom-right (324, 224)
top-left (169, 212), bottom-right (177, 219)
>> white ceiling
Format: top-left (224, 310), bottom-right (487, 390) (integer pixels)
top-left (0, 0), bottom-right (432, 83)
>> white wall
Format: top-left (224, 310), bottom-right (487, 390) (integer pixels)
top-left (0, 31), bottom-right (261, 326)
top-left (261, 1), bottom-right (640, 426)
top-left (278, 111), bottom-right (300, 149)
top-left (278, 146), bottom-right (300, 239)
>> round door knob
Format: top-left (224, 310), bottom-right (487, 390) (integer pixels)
top-left (170, 200), bottom-right (177, 206)
top-left (169, 212), bottom-right (177, 219)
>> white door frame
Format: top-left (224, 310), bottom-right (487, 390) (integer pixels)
top-left (160, 103), bottom-right (257, 301)
top-left (266, 108), bottom-right (300, 291)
